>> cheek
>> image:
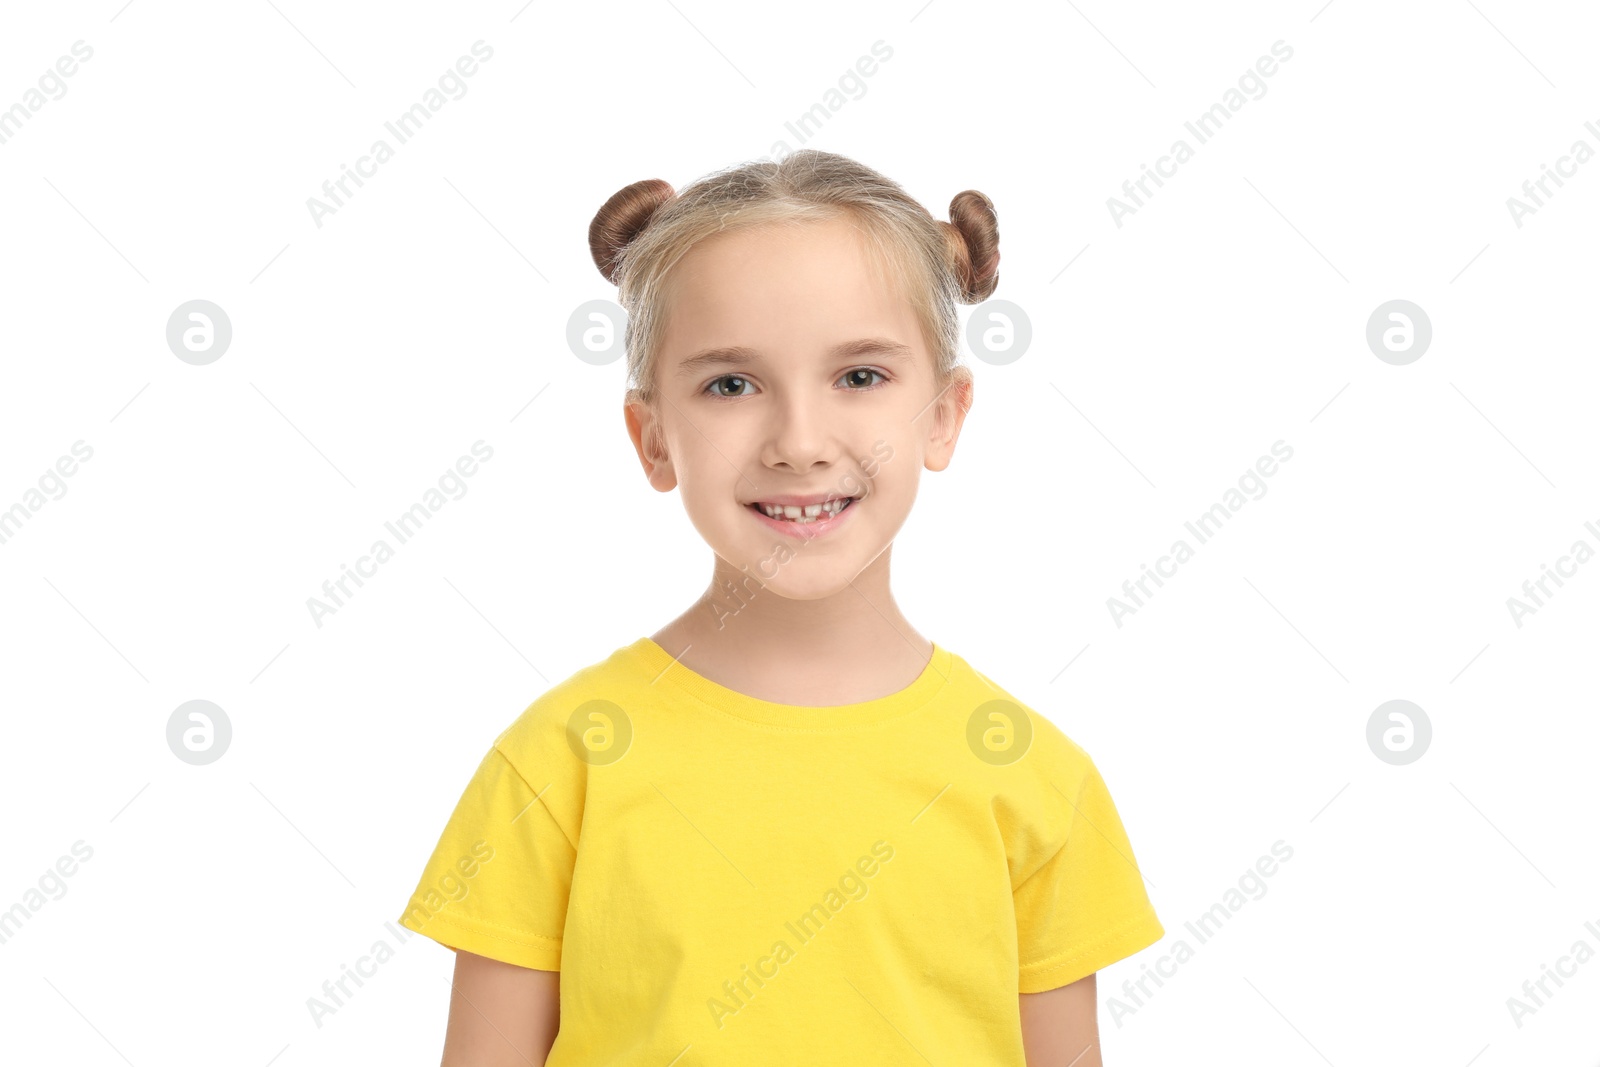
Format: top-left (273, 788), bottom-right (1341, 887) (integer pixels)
top-left (676, 470), bottom-right (749, 546)
top-left (862, 437), bottom-right (912, 490)
top-left (669, 436), bottom-right (728, 497)
top-left (683, 482), bottom-right (731, 528)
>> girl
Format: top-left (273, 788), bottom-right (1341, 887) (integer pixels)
top-left (399, 149), bottom-right (1163, 1065)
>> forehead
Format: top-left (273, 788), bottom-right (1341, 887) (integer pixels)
top-left (659, 216), bottom-right (925, 365)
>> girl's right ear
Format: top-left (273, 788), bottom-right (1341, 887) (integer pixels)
top-left (623, 392), bottom-right (676, 493)
top-left (589, 179), bottom-right (676, 285)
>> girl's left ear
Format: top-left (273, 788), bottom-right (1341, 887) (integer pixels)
top-left (923, 367), bottom-right (974, 473)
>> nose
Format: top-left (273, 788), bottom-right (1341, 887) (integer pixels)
top-left (760, 387), bottom-right (838, 474)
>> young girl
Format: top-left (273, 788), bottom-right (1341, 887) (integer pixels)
top-left (398, 150), bottom-right (1164, 1066)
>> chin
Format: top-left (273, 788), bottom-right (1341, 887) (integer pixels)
top-left (748, 571), bottom-right (861, 602)
top-left (717, 544), bottom-right (869, 600)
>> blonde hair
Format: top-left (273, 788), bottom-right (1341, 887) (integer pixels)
top-left (587, 149), bottom-right (999, 407)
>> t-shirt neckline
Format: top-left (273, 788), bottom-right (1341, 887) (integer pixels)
top-left (629, 637), bottom-right (954, 729)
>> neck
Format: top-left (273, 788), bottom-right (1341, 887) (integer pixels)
top-left (650, 543), bottom-right (934, 702)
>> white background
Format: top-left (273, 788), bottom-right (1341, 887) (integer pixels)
top-left (1, 1), bottom-right (1597, 1064)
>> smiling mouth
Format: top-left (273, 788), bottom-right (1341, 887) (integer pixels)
top-left (747, 498), bottom-right (855, 524)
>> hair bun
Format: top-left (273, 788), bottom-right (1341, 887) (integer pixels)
top-left (942, 189), bottom-right (1000, 303)
top-left (589, 179), bottom-right (676, 285)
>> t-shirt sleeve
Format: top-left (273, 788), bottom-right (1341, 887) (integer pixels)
top-left (1013, 751), bottom-right (1164, 994)
top-left (396, 739), bottom-right (578, 971)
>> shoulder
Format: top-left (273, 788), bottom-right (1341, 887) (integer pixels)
top-left (491, 638), bottom-right (653, 776)
top-left (951, 650), bottom-right (1104, 798)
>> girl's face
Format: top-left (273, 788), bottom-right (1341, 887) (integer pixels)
top-left (625, 215), bottom-right (971, 601)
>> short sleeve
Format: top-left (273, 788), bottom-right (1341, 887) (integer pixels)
top-left (1013, 755), bottom-right (1164, 993)
top-left (397, 743), bottom-right (576, 971)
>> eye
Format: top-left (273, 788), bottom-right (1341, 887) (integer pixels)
top-left (838, 367), bottom-right (888, 390)
top-left (704, 374), bottom-right (755, 399)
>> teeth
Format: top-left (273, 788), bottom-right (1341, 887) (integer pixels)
top-left (758, 498), bottom-right (851, 523)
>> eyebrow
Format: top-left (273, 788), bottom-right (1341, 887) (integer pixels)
top-left (672, 337), bottom-right (916, 378)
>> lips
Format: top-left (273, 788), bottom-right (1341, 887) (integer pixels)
top-left (746, 490), bottom-right (862, 506)
top-left (743, 488), bottom-right (863, 540)
top-left (748, 497), bottom-right (854, 523)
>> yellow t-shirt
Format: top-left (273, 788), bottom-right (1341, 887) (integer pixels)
top-left (398, 637), bottom-right (1163, 1064)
